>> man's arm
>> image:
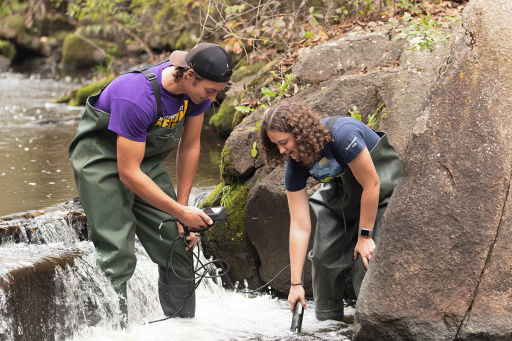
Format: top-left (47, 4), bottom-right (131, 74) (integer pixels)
top-left (117, 132), bottom-right (212, 228)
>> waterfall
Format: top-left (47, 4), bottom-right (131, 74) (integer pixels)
top-left (0, 196), bottom-right (354, 341)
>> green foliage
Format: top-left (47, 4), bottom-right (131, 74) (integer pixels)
top-left (57, 0), bottom-right (200, 58)
top-left (348, 106), bottom-right (361, 122)
top-left (395, 0), bottom-right (422, 14)
top-left (350, 104), bottom-right (392, 129)
top-left (367, 104), bottom-right (392, 129)
top-left (95, 54), bottom-right (114, 77)
top-left (0, 40), bottom-right (16, 60)
top-left (393, 12), bottom-right (458, 52)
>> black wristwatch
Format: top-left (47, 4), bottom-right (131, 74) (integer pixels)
top-left (358, 228), bottom-right (373, 237)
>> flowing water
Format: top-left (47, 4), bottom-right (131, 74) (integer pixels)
top-left (0, 68), bottom-right (354, 340)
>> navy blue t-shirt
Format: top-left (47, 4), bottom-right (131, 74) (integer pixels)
top-left (285, 117), bottom-right (380, 192)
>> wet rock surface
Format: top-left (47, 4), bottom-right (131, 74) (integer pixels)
top-left (354, 0), bottom-right (512, 340)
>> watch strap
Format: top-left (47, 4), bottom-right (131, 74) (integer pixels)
top-left (358, 228), bottom-right (373, 237)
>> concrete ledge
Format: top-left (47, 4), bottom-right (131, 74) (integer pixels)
top-left (0, 246), bottom-right (81, 341)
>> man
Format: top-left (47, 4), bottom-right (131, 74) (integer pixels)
top-left (69, 43), bottom-right (232, 322)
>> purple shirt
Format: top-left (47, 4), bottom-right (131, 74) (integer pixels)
top-left (94, 61), bottom-right (211, 142)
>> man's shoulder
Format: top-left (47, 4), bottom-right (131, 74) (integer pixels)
top-left (107, 72), bottom-right (151, 100)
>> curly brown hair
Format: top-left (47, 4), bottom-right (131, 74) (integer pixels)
top-left (259, 102), bottom-right (331, 167)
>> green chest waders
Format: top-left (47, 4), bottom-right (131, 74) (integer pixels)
top-left (307, 117), bottom-right (403, 321)
top-left (69, 62), bottom-right (197, 320)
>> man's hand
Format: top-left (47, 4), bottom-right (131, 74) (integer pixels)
top-left (176, 222), bottom-right (198, 251)
top-left (177, 206), bottom-right (213, 229)
top-left (288, 285), bottom-right (307, 312)
top-left (354, 236), bottom-right (376, 270)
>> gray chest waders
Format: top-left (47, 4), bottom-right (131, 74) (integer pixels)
top-left (69, 62), bottom-right (197, 319)
top-left (307, 117), bottom-right (403, 321)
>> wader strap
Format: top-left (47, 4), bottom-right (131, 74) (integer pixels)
top-left (141, 70), bottom-right (163, 119)
top-left (325, 116), bottom-right (347, 167)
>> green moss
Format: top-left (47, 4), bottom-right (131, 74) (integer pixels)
top-left (0, 40), bottom-right (16, 60)
top-left (220, 144), bottom-right (232, 181)
top-left (4, 14), bottom-right (26, 32)
top-left (199, 182), bottom-right (224, 209)
top-left (72, 75), bottom-right (116, 106)
top-left (51, 90), bottom-right (77, 104)
top-left (61, 33), bottom-right (122, 69)
top-left (204, 184), bottom-right (251, 250)
top-left (209, 95), bottom-right (237, 137)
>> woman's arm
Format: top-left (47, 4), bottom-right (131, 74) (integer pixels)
top-left (348, 147), bottom-right (380, 270)
top-left (287, 187), bottom-right (311, 312)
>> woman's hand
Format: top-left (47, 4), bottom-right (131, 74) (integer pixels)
top-left (354, 236), bottom-right (376, 270)
top-left (288, 285), bottom-right (307, 312)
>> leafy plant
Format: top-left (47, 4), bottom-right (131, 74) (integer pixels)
top-left (349, 104), bottom-right (392, 129)
top-left (393, 12), bottom-right (457, 52)
top-left (367, 104), bottom-right (392, 129)
top-left (348, 106), bottom-right (361, 121)
top-left (95, 54), bottom-right (115, 77)
top-left (395, 0), bottom-right (422, 14)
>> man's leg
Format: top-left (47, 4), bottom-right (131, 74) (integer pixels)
top-left (132, 170), bottom-right (196, 318)
top-left (78, 165), bottom-right (138, 326)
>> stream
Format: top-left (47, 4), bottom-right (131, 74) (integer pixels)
top-left (0, 67), bottom-right (353, 340)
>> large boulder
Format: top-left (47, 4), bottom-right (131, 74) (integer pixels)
top-left (245, 166), bottom-right (320, 296)
top-left (61, 33), bottom-right (122, 69)
top-left (292, 31), bottom-right (405, 84)
top-left (354, 0), bottom-right (512, 340)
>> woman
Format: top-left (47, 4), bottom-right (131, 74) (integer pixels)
top-left (260, 102), bottom-right (403, 321)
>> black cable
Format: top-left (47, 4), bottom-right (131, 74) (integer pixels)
top-left (147, 228), bottom-right (291, 324)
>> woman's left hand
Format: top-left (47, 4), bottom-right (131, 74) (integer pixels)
top-left (354, 236), bottom-right (376, 270)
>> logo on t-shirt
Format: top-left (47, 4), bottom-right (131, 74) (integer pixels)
top-left (155, 100), bottom-right (188, 128)
top-left (345, 137), bottom-right (358, 151)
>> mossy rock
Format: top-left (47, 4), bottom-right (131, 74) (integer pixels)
top-left (209, 95), bottom-right (237, 138)
top-left (0, 40), bottom-right (16, 60)
top-left (51, 90), bottom-right (77, 104)
top-left (61, 33), bottom-right (122, 69)
top-left (230, 60), bottom-right (267, 83)
top-left (220, 144), bottom-right (233, 182)
top-left (199, 182), bottom-right (261, 287)
top-left (4, 14), bottom-right (26, 33)
top-left (52, 75), bottom-right (115, 106)
top-left (73, 76), bottom-right (116, 106)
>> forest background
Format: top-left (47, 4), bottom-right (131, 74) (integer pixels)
top-left (0, 0), bottom-right (465, 88)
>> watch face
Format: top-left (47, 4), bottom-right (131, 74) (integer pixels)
top-left (359, 229), bottom-right (372, 236)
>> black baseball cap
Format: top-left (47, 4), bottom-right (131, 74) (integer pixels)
top-left (169, 43), bottom-right (233, 83)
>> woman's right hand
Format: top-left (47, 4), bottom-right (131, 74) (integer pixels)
top-left (288, 285), bottom-right (307, 312)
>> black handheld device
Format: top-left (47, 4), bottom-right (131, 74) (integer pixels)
top-left (161, 207), bottom-right (226, 234)
top-left (290, 301), bottom-right (304, 333)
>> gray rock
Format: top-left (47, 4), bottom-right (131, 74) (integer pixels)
top-left (221, 108), bottom-right (266, 183)
top-left (245, 166), bottom-right (319, 295)
top-left (292, 30), bottom-right (405, 85)
top-left (354, 0), bottom-right (512, 340)
top-left (0, 54), bottom-right (10, 71)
